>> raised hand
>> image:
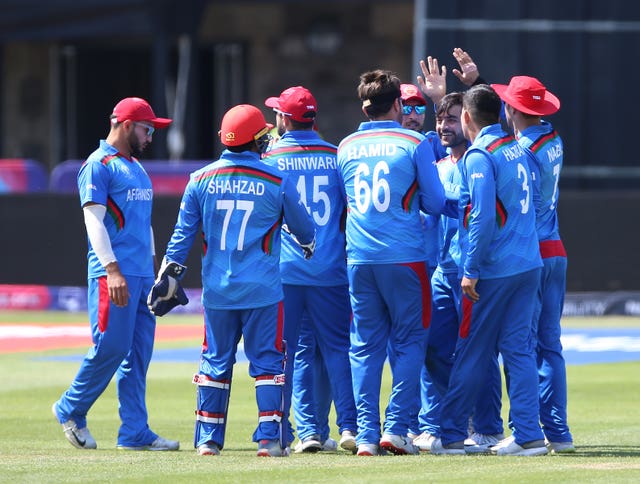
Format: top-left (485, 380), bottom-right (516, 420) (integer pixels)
top-left (417, 56), bottom-right (447, 106)
top-left (452, 48), bottom-right (480, 87)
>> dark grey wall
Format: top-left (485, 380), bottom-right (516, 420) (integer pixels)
top-left (0, 194), bottom-right (203, 288)
top-left (0, 191), bottom-right (636, 291)
top-left (423, 1), bottom-right (640, 169)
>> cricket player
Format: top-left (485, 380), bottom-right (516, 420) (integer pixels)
top-left (430, 84), bottom-right (546, 456)
top-left (263, 86), bottom-right (357, 453)
top-left (337, 69), bottom-right (448, 456)
top-left (493, 76), bottom-right (575, 454)
top-left (153, 104), bottom-right (315, 457)
top-left (52, 97), bottom-right (179, 451)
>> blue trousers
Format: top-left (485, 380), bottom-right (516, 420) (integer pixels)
top-left (421, 268), bottom-right (503, 436)
top-left (348, 262), bottom-right (430, 445)
top-left (292, 317), bottom-right (333, 441)
top-left (439, 269), bottom-right (544, 446)
top-left (532, 255), bottom-right (573, 443)
top-left (283, 284), bottom-right (356, 443)
top-left (55, 275), bottom-right (158, 447)
top-left (194, 303), bottom-right (285, 449)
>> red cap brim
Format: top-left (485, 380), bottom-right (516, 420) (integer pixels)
top-left (491, 83), bottom-right (560, 116)
top-left (264, 97), bottom-right (281, 109)
top-left (151, 117), bottom-right (173, 129)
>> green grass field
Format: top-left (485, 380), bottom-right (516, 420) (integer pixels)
top-left (1, 311), bottom-right (639, 483)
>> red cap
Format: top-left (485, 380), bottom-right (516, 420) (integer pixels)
top-left (111, 97), bottom-right (172, 128)
top-left (218, 104), bottom-right (270, 147)
top-left (491, 76), bottom-right (560, 116)
top-left (400, 84), bottom-right (426, 105)
top-left (264, 86), bottom-right (317, 123)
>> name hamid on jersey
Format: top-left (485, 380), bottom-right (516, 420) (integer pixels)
top-left (345, 143), bottom-right (397, 161)
top-left (207, 179), bottom-right (265, 195)
top-left (277, 156), bottom-right (336, 171)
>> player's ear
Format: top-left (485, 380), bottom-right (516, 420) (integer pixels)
top-left (462, 108), bottom-right (471, 125)
top-left (121, 119), bottom-right (133, 132)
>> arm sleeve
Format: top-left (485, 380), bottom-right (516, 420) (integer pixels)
top-left (164, 180), bottom-right (202, 265)
top-left (463, 150), bottom-right (495, 279)
top-left (525, 148), bottom-right (543, 235)
top-left (150, 226), bottom-right (156, 256)
top-left (415, 140), bottom-right (446, 216)
top-left (281, 175), bottom-right (315, 245)
top-left (83, 204), bottom-right (117, 267)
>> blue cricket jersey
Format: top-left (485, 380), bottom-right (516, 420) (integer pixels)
top-left (458, 124), bottom-right (542, 279)
top-left (164, 150), bottom-right (315, 309)
top-left (436, 154), bottom-right (462, 273)
top-left (77, 140), bottom-right (154, 279)
top-left (263, 130), bottom-right (347, 286)
top-left (517, 121), bottom-right (563, 242)
top-left (337, 120), bottom-right (445, 264)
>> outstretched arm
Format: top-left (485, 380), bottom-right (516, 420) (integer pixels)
top-left (451, 47), bottom-right (484, 87)
top-left (417, 56), bottom-right (447, 106)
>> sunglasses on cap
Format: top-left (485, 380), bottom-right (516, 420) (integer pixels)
top-left (402, 105), bottom-right (427, 116)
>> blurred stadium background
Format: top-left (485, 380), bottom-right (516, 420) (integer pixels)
top-left (1, 0), bottom-right (639, 314)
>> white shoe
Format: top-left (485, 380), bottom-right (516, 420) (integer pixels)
top-left (430, 438), bottom-right (465, 455)
top-left (339, 430), bottom-right (357, 453)
top-left (321, 437), bottom-right (338, 452)
top-left (490, 435), bottom-right (548, 456)
top-left (118, 436), bottom-right (180, 451)
top-left (464, 432), bottom-right (505, 454)
top-left (52, 402), bottom-right (97, 450)
top-left (197, 442), bottom-right (220, 456)
top-left (379, 433), bottom-right (419, 455)
top-left (356, 443), bottom-right (379, 456)
top-left (413, 432), bottom-right (437, 452)
top-left (546, 441), bottom-right (576, 454)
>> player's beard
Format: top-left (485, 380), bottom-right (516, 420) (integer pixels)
top-left (276, 116), bottom-right (286, 137)
top-left (403, 120), bottom-right (423, 132)
top-left (128, 130), bottom-right (148, 158)
top-left (439, 129), bottom-right (466, 149)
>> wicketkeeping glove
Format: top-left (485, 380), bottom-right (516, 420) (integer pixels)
top-left (147, 259), bottom-right (189, 316)
top-left (282, 224), bottom-right (316, 260)
top-left (298, 237), bottom-right (316, 260)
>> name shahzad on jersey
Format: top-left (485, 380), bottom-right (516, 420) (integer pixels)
top-left (126, 188), bottom-right (153, 201)
top-left (345, 143), bottom-right (397, 161)
top-left (207, 178), bottom-right (265, 195)
top-left (277, 155), bottom-right (337, 171)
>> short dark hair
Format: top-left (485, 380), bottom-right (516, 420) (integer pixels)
top-left (289, 119), bottom-right (314, 131)
top-left (462, 85), bottom-right (502, 128)
top-left (436, 92), bottom-right (464, 119)
top-left (358, 69), bottom-right (401, 119)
